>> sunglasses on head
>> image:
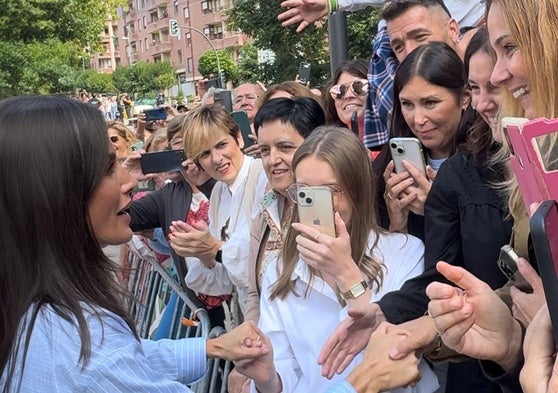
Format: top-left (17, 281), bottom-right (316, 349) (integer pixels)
top-left (110, 136), bottom-right (120, 143)
top-left (329, 79), bottom-right (369, 100)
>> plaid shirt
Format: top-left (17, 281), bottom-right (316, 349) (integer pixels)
top-left (363, 23), bottom-right (399, 149)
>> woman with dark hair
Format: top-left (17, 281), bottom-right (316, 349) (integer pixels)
top-left (374, 41), bottom-right (473, 239)
top-left (323, 59), bottom-right (369, 141)
top-left (0, 95), bottom-right (268, 392)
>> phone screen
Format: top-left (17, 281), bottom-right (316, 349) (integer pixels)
top-left (140, 149), bottom-right (186, 174)
top-left (298, 62), bottom-right (311, 85)
top-left (232, 111), bottom-right (255, 149)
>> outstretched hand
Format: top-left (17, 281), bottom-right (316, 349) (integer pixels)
top-left (278, 0), bottom-right (328, 32)
top-left (426, 261), bottom-right (523, 372)
top-left (318, 302), bottom-right (386, 379)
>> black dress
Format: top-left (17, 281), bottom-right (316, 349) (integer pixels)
top-left (377, 151), bottom-right (514, 393)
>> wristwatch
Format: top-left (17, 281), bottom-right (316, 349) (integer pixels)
top-left (340, 280), bottom-right (368, 300)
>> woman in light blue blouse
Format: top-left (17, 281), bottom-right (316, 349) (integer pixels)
top-left (0, 95), bottom-right (268, 392)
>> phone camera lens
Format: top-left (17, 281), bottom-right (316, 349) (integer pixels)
top-left (305, 197), bottom-right (313, 204)
top-left (299, 191), bottom-right (306, 198)
top-left (397, 148), bottom-right (404, 154)
top-left (390, 143), bottom-right (397, 149)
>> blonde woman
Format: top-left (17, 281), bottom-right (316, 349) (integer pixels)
top-left (107, 121), bottom-right (138, 162)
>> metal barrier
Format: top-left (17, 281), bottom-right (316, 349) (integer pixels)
top-left (124, 235), bottom-right (233, 393)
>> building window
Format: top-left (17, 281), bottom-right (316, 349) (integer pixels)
top-left (186, 32), bottom-right (191, 46)
top-left (177, 49), bottom-right (183, 65)
top-left (201, 0), bottom-right (212, 12)
top-left (187, 57), bottom-right (194, 73)
top-left (184, 7), bottom-right (189, 19)
top-left (203, 27), bottom-right (211, 36)
top-left (174, 0), bottom-right (179, 14)
top-left (214, 25), bottom-right (223, 39)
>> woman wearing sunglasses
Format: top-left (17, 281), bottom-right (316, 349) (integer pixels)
top-left (323, 59), bottom-right (369, 142)
top-left (107, 121), bottom-right (139, 163)
top-left (235, 126), bottom-right (438, 392)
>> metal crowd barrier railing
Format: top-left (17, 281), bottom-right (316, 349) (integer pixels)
top-left (124, 236), bottom-right (232, 393)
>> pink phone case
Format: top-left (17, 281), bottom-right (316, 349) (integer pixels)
top-left (502, 117), bottom-right (558, 210)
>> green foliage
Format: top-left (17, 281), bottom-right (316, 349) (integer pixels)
top-left (347, 8), bottom-right (380, 60)
top-left (227, 0), bottom-right (330, 85)
top-left (198, 49), bottom-right (238, 83)
top-left (236, 44), bottom-right (260, 83)
top-left (112, 61), bottom-right (175, 96)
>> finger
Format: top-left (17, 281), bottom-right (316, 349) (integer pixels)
top-left (383, 160), bottom-right (396, 182)
top-left (318, 333), bottom-right (341, 366)
top-left (439, 314), bottom-right (475, 349)
top-left (295, 20), bottom-right (309, 33)
top-left (170, 220), bottom-right (195, 233)
top-left (389, 177), bottom-right (415, 197)
top-left (278, 8), bottom-right (300, 21)
top-left (192, 219), bottom-right (210, 232)
top-left (427, 294), bottom-right (469, 319)
top-left (280, 0), bottom-right (302, 9)
top-left (332, 352), bottom-right (355, 378)
top-left (402, 160), bottom-right (429, 187)
top-left (426, 280), bottom-right (460, 301)
top-left (517, 258), bottom-right (543, 290)
top-left (334, 212), bottom-right (348, 238)
top-left (291, 221), bottom-right (330, 241)
top-left (391, 333), bottom-right (427, 360)
top-left (435, 261), bottom-right (489, 293)
top-left (426, 165), bottom-right (437, 181)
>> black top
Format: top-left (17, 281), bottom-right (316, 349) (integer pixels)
top-left (129, 178), bottom-right (216, 290)
top-left (377, 152), bottom-right (513, 393)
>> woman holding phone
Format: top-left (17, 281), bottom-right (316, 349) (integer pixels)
top-left (236, 126), bottom-right (438, 392)
top-left (0, 95), bottom-right (269, 392)
top-left (374, 41), bottom-right (473, 239)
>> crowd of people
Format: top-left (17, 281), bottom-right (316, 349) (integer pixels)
top-left (1, 0), bottom-right (558, 392)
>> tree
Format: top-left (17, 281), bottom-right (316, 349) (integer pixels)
top-left (198, 49), bottom-right (238, 83)
top-left (236, 44), bottom-right (262, 83)
top-left (347, 8), bottom-right (381, 60)
top-left (112, 61), bottom-right (175, 97)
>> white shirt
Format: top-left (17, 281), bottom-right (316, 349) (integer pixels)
top-left (185, 156), bottom-right (263, 313)
top-left (255, 231), bottom-right (439, 393)
top-left (2, 304), bottom-right (206, 392)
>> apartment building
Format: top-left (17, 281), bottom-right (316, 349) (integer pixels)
top-left (91, 18), bottom-right (122, 73)
top-left (115, 0), bottom-right (249, 96)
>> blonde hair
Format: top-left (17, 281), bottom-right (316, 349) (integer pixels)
top-left (143, 128), bottom-right (168, 152)
top-left (488, 0), bottom-right (558, 222)
top-left (271, 126), bottom-right (386, 305)
top-left (107, 121), bottom-right (138, 158)
top-left (180, 104), bottom-right (240, 161)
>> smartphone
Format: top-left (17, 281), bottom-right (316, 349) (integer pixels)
top-left (497, 245), bottom-right (532, 292)
top-left (140, 149), bottom-right (186, 174)
top-left (389, 137), bottom-right (427, 176)
top-left (214, 90), bottom-right (233, 112)
top-left (298, 62), bottom-right (311, 85)
top-left (232, 110), bottom-right (255, 149)
top-left (143, 107), bottom-right (167, 121)
top-left (296, 185), bottom-right (336, 238)
top-left (530, 200), bottom-right (558, 339)
top-left (502, 117), bottom-right (558, 211)
top-left (350, 111), bottom-right (359, 136)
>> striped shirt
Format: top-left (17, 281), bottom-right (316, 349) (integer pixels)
top-left (1, 304), bottom-right (206, 392)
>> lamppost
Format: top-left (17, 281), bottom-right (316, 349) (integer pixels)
top-left (168, 19), bottom-right (222, 85)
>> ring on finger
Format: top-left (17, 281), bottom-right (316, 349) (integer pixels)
top-left (387, 192), bottom-right (395, 200)
top-left (315, 232), bottom-right (321, 242)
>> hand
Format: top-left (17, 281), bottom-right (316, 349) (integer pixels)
top-left (388, 316), bottom-right (438, 359)
top-left (234, 328), bottom-right (282, 392)
top-left (400, 162), bottom-right (436, 216)
top-left (278, 0), bottom-right (328, 33)
top-left (318, 302), bottom-right (386, 379)
top-left (426, 261), bottom-right (523, 372)
top-left (181, 159), bottom-right (211, 188)
top-left (383, 161), bottom-right (415, 232)
top-left (346, 322), bottom-right (421, 393)
top-left (510, 258), bottom-right (545, 327)
top-left (520, 305), bottom-right (558, 393)
top-left (243, 133), bottom-right (261, 158)
top-left (168, 220), bottom-right (221, 264)
top-left (291, 212), bottom-right (361, 291)
top-left (207, 321), bottom-right (271, 361)
top-left (121, 150), bottom-right (155, 181)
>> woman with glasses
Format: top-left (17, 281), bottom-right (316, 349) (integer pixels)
top-left (373, 41), bottom-right (473, 240)
top-left (235, 126), bottom-right (438, 392)
top-left (107, 121), bottom-right (139, 163)
top-left (168, 104), bottom-right (263, 318)
top-left (323, 59), bottom-right (369, 142)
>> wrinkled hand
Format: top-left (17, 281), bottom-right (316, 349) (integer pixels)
top-left (510, 258), bottom-right (545, 328)
top-left (168, 220), bottom-right (221, 263)
top-left (278, 0), bottom-right (328, 33)
top-left (318, 302), bottom-right (386, 379)
top-left (243, 132), bottom-right (261, 158)
top-left (291, 212), bottom-right (358, 287)
top-left (181, 159), bottom-right (211, 187)
top-left (208, 321), bottom-right (270, 361)
top-left (520, 305), bottom-right (558, 393)
top-left (388, 316), bottom-right (438, 359)
top-left (346, 322), bottom-right (421, 393)
top-left (426, 261), bottom-right (522, 372)
top-left (234, 327), bottom-right (279, 390)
